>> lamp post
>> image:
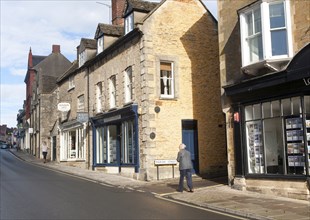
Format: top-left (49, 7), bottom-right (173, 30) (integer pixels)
top-left (96, 2), bottom-right (111, 24)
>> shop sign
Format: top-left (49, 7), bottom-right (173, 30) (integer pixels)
top-left (303, 78), bottom-right (310, 86)
top-left (104, 115), bottom-right (121, 123)
top-left (29, 128), bottom-right (33, 134)
top-left (57, 102), bottom-right (71, 112)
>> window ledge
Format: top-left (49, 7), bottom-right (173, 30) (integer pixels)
top-left (67, 86), bottom-right (75, 92)
top-left (242, 58), bottom-right (291, 76)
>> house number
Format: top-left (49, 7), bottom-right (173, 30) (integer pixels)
top-left (303, 78), bottom-right (310, 86)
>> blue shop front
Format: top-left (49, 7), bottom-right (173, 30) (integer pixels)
top-left (90, 104), bottom-right (139, 173)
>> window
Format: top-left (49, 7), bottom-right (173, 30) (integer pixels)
top-left (77, 95), bottom-right (85, 112)
top-left (124, 67), bottom-right (133, 103)
top-left (245, 96), bottom-right (309, 176)
top-left (97, 36), bottom-right (104, 55)
top-left (121, 120), bottom-right (135, 164)
top-left (125, 13), bottom-right (134, 35)
top-left (69, 76), bottom-right (75, 90)
top-left (160, 62), bottom-right (174, 98)
top-left (60, 128), bottom-right (85, 161)
top-left (109, 76), bottom-right (116, 108)
top-left (239, 0), bottom-right (292, 66)
top-left (79, 50), bottom-right (86, 67)
top-left (96, 82), bottom-right (103, 113)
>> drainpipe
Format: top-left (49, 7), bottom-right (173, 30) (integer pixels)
top-left (87, 67), bottom-right (91, 170)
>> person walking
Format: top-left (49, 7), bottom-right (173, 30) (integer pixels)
top-left (176, 143), bottom-right (194, 193)
top-left (42, 141), bottom-right (48, 163)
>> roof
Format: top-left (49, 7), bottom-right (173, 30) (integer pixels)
top-left (124, 0), bottom-right (159, 16)
top-left (33, 55), bottom-right (47, 67)
top-left (80, 38), bottom-right (97, 50)
top-left (95, 23), bottom-right (124, 39)
top-left (57, 60), bottom-right (79, 83)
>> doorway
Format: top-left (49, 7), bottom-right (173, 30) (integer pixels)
top-left (182, 120), bottom-right (199, 174)
top-left (52, 136), bottom-right (56, 161)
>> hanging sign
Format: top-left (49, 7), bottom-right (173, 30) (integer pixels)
top-left (57, 103), bottom-right (71, 112)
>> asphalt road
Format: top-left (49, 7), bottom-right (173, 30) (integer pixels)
top-left (0, 149), bottom-right (239, 220)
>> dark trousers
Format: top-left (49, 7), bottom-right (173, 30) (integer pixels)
top-left (178, 169), bottom-right (193, 192)
top-left (43, 152), bottom-right (47, 160)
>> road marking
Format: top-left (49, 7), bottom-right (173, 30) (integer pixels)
top-left (155, 195), bottom-right (249, 220)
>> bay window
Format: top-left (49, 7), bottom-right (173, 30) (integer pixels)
top-left (239, 0), bottom-right (292, 67)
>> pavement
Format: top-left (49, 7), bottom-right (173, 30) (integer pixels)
top-left (6, 149), bottom-right (310, 220)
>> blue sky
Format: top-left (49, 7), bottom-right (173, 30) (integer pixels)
top-left (0, 0), bottom-right (218, 128)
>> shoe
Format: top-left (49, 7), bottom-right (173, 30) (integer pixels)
top-left (176, 189), bottom-right (183, 193)
top-left (188, 189), bottom-right (194, 193)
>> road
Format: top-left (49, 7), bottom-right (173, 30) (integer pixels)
top-left (0, 149), bottom-right (240, 220)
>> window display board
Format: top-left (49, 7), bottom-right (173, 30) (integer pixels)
top-left (247, 122), bottom-right (264, 174)
top-left (306, 117), bottom-right (310, 172)
top-left (285, 117), bottom-right (306, 174)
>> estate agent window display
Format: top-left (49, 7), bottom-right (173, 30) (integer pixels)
top-left (244, 96), bottom-right (310, 176)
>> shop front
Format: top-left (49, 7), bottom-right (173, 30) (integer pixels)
top-left (90, 104), bottom-right (139, 175)
top-left (224, 44), bottom-right (310, 199)
top-left (59, 120), bottom-right (86, 163)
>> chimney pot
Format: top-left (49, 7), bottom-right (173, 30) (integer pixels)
top-left (52, 45), bottom-right (61, 53)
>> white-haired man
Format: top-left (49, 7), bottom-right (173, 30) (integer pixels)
top-left (176, 143), bottom-right (194, 192)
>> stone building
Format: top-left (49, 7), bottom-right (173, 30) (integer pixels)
top-left (218, 0), bottom-right (310, 200)
top-left (30, 45), bottom-right (71, 160)
top-left (86, 0), bottom-right (227, 180)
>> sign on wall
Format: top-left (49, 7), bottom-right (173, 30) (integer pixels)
top-left (57, 103), bottom-right (71, 112)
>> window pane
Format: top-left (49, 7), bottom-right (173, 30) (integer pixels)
top-left (264, 118), bottom-right (284, 174)
top-left (271, 30), bottom-right (287, 56)
top-left (245, 106), bottom-right (253, 121)
top-left (270, 3), bottom-right (285, 28)
top-left (254, 8), bottom-right (261, 33)
top-left (282, 98), bottom-right (291, 116)
top-left (253, 104), bottom-right (261, 119)
top-left (246, 13), bottom-right (253, 35)
top-left (263, 102), bottom-right (271, 118)
top-left (249, 35), bottom-right (263, 62)
top-left (108, 125), bottom-right (117, 164)
top-left (304, 96), bottom-right (310, 113)
top-left (271, 100), bottom-right (281, 117)
top-left (292, 97), bottom-right (301, 115)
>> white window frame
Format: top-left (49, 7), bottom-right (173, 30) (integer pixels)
top-left (109, 76), bottom-right (116, 108)
top-left (124, 67), bottom-right (133, 103)
top-left (125, 13), bottom-right (134, 35)
top-left (60, 127), bottom-right (86, 161)
top-left (97, 36), bottom-right (104, 55)
top-left (96, 82), bottom-right (103, 113)
top-left (69, 76), bottom-right (75, 90)
top-left (239, 0), bottom-right (293, 67)
top-left (77, 94), bottom-right (85, 112)
top-left (160, 62), bottom-right (174, 99)
top-left (79, 50), bottom-right (86, 67)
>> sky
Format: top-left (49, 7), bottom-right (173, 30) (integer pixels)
top-left (0, 0), bottom-right (218, 128)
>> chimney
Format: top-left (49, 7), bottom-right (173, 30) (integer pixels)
top-left (112, 0), bottom-right (126, 25)
top-left (28, 47), bottom-right (33, 68)
top-left (52, 45), bottom-right (61, 53)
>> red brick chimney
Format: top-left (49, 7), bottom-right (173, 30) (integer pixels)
top-left (112, 0), bottom-right (125, 25)
top-left (28, 47), bottom-right (33, 68)
top-left (52, 45), bottom-right (60, 53)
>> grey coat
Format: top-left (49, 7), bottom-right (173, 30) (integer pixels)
top-left (177, 149), bottom-right (193, 170)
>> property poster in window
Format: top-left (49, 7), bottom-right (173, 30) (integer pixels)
top-left (247, 121), bottom-right (264, 174)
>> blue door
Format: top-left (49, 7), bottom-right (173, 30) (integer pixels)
top-left (182, 120), bottom-right (199, 174)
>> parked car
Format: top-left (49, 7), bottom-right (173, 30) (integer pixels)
top-left (0, 143), bottom-right (9, 149)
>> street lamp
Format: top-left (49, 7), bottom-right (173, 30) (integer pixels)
top-left (96, 2), bottom-right (112, 24)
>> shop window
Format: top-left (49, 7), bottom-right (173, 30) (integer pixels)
top-left (107, 125), bottom-right (117, 164)
top-left (245, 96), bottom-right (308, 175)
top-left (121, 120), bottom-right (135, 164)
top-left (96, 127), bottom-right (106, 163)
top-left (60, 128), bottom-right (85, 161)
